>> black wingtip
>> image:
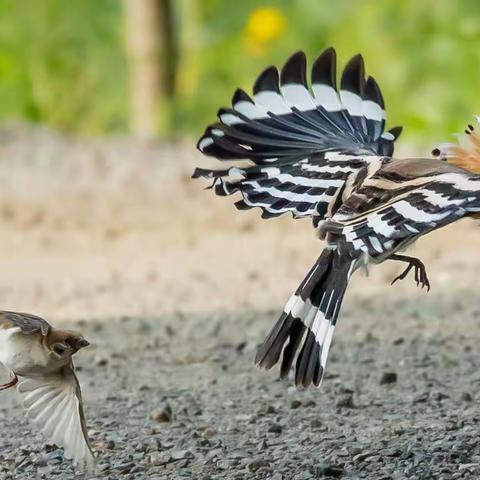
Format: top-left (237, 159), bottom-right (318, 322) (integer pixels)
top-left (388, 126), bottom-right (403, 140)
top-left (234, 199), bottom-right (252, 211)
top-left (191, 167), bottom-right (204, 179)
top-left (364, 76), bottom-right (385, 110)
top-left (231, 88), bottom-right (253, 107)
top-left (311, 47), bottom-right (337, 89)
top-left (280, 51), bottom-right (307, 87)
top-left (253, 66), bottom-right (280, 95)
top-left (340, 53), bottom-right (365, 95)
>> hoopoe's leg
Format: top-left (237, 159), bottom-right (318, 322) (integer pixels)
top-left (389, 254), bottom-right (430, 291)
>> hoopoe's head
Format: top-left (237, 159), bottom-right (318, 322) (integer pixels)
top-left (432, 117), bottom-right (480, 175)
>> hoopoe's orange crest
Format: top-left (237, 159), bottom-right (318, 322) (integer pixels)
top-left (434, 119), bottom-right (480, 175)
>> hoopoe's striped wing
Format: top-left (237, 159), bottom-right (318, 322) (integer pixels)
top-left (325, 178), bottom-right (473, 258)
top-left (197, 48), bottom-right (401, 161)
top-left (193, 153), bottom-right (369, 221)
top-left (194, 48), bottom-right (402, 222)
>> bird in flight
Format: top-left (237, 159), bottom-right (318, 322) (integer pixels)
top-left (193, 47), bottom-right (480, 388)
top-left (0, 310), bottom-right (94, 470)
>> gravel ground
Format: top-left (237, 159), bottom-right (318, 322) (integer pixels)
top-left (2, 290), bottom-right (480, 479)
top-left (0, 126), bottom-right (480, 479)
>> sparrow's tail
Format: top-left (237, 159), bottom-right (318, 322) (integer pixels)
top-left (255, 248), bottom-right (356, 387)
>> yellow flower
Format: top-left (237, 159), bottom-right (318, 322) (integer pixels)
top-left (245, 7), bottom-right (286, 50)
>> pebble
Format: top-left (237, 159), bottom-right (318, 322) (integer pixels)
top-left (316, 463), bottom-right (344, 478)
top-left (267, 423), bottom-right (282, 434)
top-left (461, 392), bottom-right (473, 402)
top-left (380, 372), bottom-right (397, 384)
top-left (171, 449), bottom-right (194, 461)
top-left (150, 404), bottom-right (173, 423)
top-left (248, 458), bottom-right (270, 472)
top-left (336, 394), bottom-right (355, 408)
top-left (149, 451), bottom-right (171, 466)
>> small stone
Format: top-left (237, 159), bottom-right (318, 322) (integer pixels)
top-left (311, 419), bottom-right (322, 428)
top-left (353, 452), bottom-right (372, 463)
top-left (412, 392), bottom-right (429, 404)
top-left (205, 448), bottom-right (223, 462)
top-left (462, 392), bottom-right (473, 402)
top-left (97, 439), bottom-right (115, 450)
top-left (431, 391), bottom-right (449, 401)
top-left (267, 423), bottom-right (282, 434)
top-left (316, 464), bottom-right (344, 478)
top-left (171, 449), bottom-right (194, 461)
top-left (150, 404), bottom-right (172, 423)
top-left (202, 427), bottom-right (217, 438)
top-left (380, 372), bottom-right (397, 385)
top-left (37, 450), bottom-right (63, 467)
top-left (114, 461), bottom-right (135, 473)
top-left (290, 400), bottom-right (302, 409)
top-left (248, 458), bottom-right (270, 472)
top-left (336, 394), bottom-right (355, 408)
top-left (95, 356), bottom-right (108, 366)
top-left (269, 474), bottom-right (283, 480)
top-left (149, 452), bottom-right (171, 466)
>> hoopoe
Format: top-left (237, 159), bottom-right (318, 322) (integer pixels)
top-left (193, 47), bottom-right (480, 388)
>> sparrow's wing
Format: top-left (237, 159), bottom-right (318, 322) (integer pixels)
top-left (17, 362), bottom-right (95, 471)
top-left (194, 48), bottom-right (402, 224)
top-left (0, 311), bottom-right (51, 335)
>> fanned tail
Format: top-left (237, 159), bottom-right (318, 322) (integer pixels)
top-left (255, 248), bottom-right (355, 387)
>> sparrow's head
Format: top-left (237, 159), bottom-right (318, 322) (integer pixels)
top-left (47, 330), bottom-right (90, 359)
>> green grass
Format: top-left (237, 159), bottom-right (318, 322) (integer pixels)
top-left (0, 0), bottom-right (479, 146)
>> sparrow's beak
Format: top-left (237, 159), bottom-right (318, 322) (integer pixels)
top-left (77, 338), bottom-right (90, 349)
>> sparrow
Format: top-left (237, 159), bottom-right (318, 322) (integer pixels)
top-left (0, 310), bottom-right (95, 470)
top-left (194, 47), bottom-right (480, 387)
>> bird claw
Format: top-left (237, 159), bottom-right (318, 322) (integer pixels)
top-left (391, 259), bottom-right (430, 292)
top-left (0, 373), bottom-right (18, 390)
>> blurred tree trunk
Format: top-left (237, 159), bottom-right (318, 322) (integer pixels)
top-left (123, 0), bottom-right (177, 138)
top-left (176, 0), bottom-right (200, 99)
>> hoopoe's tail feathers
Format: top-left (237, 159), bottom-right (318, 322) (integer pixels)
top-left (255, 249), bottom-right (355, 388)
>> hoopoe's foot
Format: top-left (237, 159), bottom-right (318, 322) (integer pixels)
top-left (0, 373), bottom-right (18, 390)
top-left (390, 255), bottom-right (430, 291)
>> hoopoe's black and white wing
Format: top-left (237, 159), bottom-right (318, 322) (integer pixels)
top-left (194, 48), bottom-right (402, 223)
top-left (323, 159), bottom-right (480, 259)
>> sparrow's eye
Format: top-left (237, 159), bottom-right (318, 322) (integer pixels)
top-left (53, 343), bottom-right (68, 356)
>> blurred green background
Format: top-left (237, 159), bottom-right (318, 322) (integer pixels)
top-left (0, 0), bottom-right (479, 146)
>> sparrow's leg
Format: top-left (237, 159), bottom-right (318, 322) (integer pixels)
top-left (0, 372), bottom-right (18, 390)
top-left (389, 254), bottom-right (430, 291)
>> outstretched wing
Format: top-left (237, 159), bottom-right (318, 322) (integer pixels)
top-left (0, 311), bottom-right (51, 336)
top-left (323, 168), bottom-right (476, 258)
top-left (17, 363), bottom-right (95, 471)
top-left (194, 48), bottom-right (402, 222)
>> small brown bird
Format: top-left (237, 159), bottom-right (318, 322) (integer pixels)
top-left (0, 310), bottom-right (94, 470)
